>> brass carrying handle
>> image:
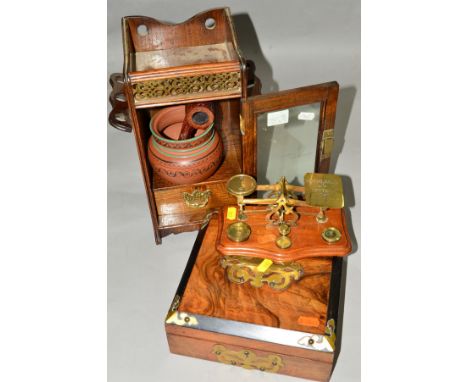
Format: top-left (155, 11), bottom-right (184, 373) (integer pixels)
top-left (183, 188), bottom-right (211, 208)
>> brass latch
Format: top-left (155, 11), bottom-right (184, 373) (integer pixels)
top-left (319, 129), bottom-right (334, 161)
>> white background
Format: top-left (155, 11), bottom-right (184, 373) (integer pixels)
top-left (1, 1), bottom-right (468, 382)
top-left (107, 1), bottom-right (360, 381)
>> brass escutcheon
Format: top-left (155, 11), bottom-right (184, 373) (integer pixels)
top-left (183, 188), bottom-right (211, 208)
top-left (212, 345), bottom-right (283, 373)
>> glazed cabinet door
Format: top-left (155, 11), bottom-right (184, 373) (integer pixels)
top-left (241, 82), bottom-right (339, 184)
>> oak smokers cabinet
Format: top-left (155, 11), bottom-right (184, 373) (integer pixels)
top-left (108, 8), bottom-right (339, 244)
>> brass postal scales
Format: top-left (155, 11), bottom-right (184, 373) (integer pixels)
top-left (216, 173), bottom-right (352, 291)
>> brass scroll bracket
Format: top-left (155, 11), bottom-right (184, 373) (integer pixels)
top-left (212, 345), bottom-right (283, 373)
top-left (220, 256), bottom-right (304, 291)
top-left (183, 188), bottom-right (211, 208)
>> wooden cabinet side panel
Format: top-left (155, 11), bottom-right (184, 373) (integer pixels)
top-left (124, 84), bottom-right (161, 244)
top-left (166, 328), bottom-right (333, 381)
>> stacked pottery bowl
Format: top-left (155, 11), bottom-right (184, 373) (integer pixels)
top-left (148, 103), bottom-right (223, 185)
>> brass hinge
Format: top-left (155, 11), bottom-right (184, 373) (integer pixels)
top-left (239, 114), bottom-right (245, 136)
top-left (319, 129), bottom-right (334, 161)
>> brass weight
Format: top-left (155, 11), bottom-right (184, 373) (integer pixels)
top-left (227, 222), bottom-right (251, 242)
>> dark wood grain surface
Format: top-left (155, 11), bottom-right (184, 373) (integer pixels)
top-left (179, 218), bottom-right (333, 334)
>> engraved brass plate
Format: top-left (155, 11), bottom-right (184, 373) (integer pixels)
top-left (227, 174), bottom-right (257, 197)
top-left (220, 256), bottom-right (304, 291)
top-left (227, 222), bottom-right (251, 242)
top-left (132, 71), bottom-right (241, 103)
top-left (212, 345), bottom-right (283, 373)
top-left (183, 188), bottom-right (211, 208)
top-left (304, 173), bottom-right (344, 209)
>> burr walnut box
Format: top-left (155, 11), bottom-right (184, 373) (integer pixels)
top-left (165, 215), bottom-right (344, 381)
